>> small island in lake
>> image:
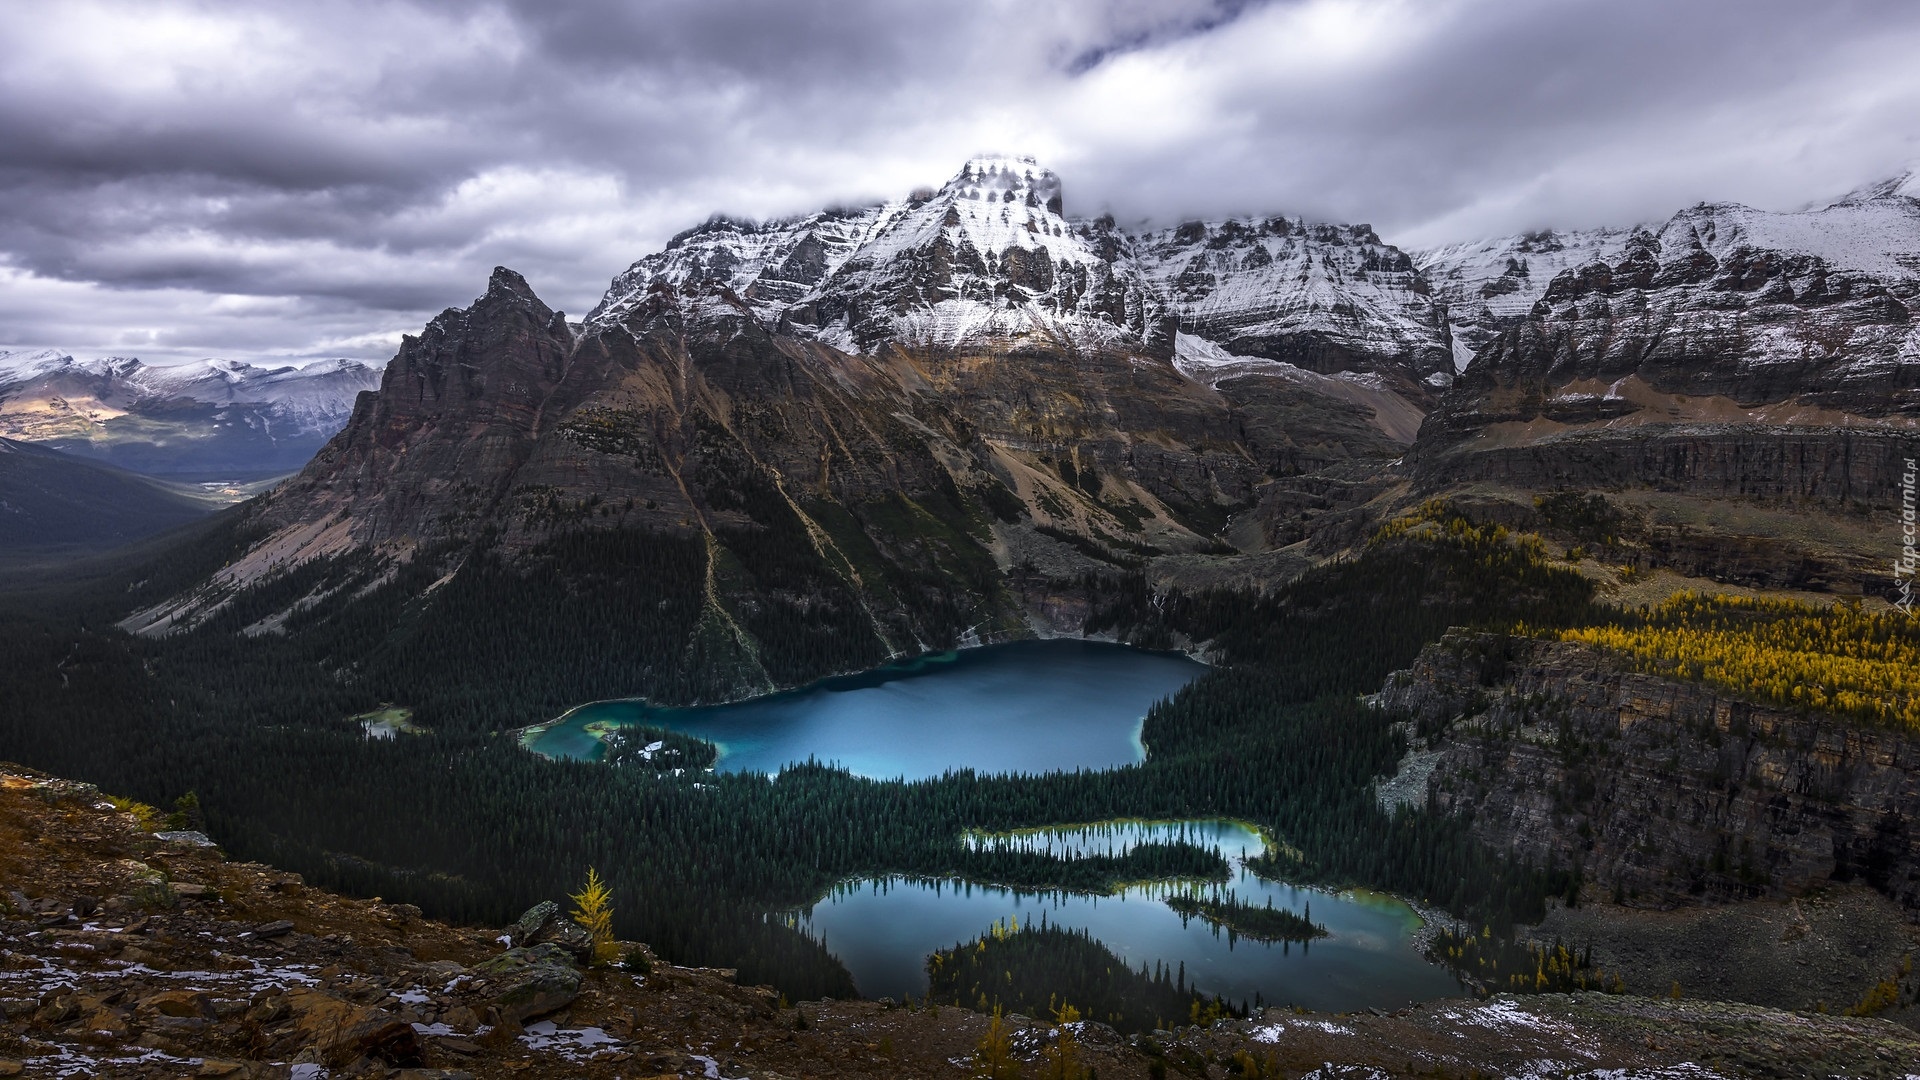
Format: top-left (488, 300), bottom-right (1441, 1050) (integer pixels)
top-left (1165, 893), bottom-right (1328, 944)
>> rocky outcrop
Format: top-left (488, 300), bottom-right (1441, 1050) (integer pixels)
top-left (1376, 633), bottom-right (1920, 912)
top-left (504, 899), bottom-right (594, 962)
top-left (474, 944), bottom-right (585, 1024)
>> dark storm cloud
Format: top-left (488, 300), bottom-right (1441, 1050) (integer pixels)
top-left (0, 0), bottom-right (1915, 367)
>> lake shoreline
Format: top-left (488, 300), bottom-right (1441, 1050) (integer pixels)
top-left (792, 819), bottom-right (1463, 1010)
top-left (509, 632), bottom-right (1213, 753)
top-left (518, 639), bottom-right (1204, 778)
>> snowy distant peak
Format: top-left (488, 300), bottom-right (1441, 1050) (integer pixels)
top-left (116, 357), bottom-right (380, 400)
top-left (1137, 215), bottom-right (1454, 386)
top-left (1417, 226), bottom-right (1638, 316)
top-left (588, 205), bottom-right (890, 325)
top-left (1423, 177), bottom-right (1920, 338)
top-left (0, 348), bottom-right (77, 383)
top-left (1647, 198), bottom-right (1920, 283)
top-left (587, 158), bottom-right (1460, 383)
top-left (787, 156), bottom-right (1146, 352)
top-left (0, 350), bottom-right (380, 431)
top-left (1830, 166), bottom-right (1920, 207)
top-left (941, 155), bottom-right (1065, 217)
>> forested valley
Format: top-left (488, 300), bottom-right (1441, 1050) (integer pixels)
top-left (0, 504), bottom-right (1600, 999)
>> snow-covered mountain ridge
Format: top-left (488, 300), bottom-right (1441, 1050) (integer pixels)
top-left (589, 156), bottom-right (1452, 397)
top-left (590, 157), bottom-right (1920, 401)
top-left (1415, 168), bottom-right (1920, 368)
top-left (0, 351), bottom-right (383, 480)
top-left (0, 353), bottom-right (380, 419)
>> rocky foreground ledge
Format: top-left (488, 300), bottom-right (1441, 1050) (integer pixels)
top-left (2, 764), bottom-right (1917, 1079)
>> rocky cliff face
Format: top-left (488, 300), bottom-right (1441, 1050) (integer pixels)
top-left (127, 162), bottom-right (1440, 669)
top-left (1141, 217), bottom-right (1455, 397)
top-left (1410, 184), bottom-right (1920, 503)
top-left (1417, 226), bottom-right (1636, 363)
top-left (270, 269), bottom-right (578, 550)
top-left (1376, 632), bottom-right (1920, 913)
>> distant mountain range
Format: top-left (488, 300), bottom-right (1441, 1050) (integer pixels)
top-left (0, 350), bottom-right (381, 482)
top-left (111, 156), bottom-right (1917, 672)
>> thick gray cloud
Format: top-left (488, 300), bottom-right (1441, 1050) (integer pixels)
top-left (1, 0), bottom-right (1916, 367)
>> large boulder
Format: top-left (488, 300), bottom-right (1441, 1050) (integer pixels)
top-left (474, 943), bottom-right (583, 1023)
top-left (507, 900), bottom-right (559, 946)
top-left (280, 990), bottom-right (420, 1068)
top-left (507, 900), bottom-right (594, 963)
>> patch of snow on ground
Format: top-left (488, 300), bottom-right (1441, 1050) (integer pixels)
top-left (520, 1020), bottom-right (622, 1061)
top-left (1574, 1060), bottom-right (1743, 1068)
top-left (25, 1045), bottom-right (207, 1079)
top-left (1249, 1018), bottom-right (1354, 1042)
top-left (1296, 1065), bottom-right (1389, 1079)
top-left (1443, 998), bottom-right (1569, 1036)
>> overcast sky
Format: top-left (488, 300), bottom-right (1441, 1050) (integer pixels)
top-left (2, 0), bottom-right (1917, 368)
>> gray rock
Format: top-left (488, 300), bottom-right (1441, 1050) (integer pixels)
top-left (152, 830), bottom-right (218, 848)
top-left (474, 944), bottom-right (582, 1023)
top-left (507, 901), bottom-right (558, 946)
top-left (536, 917), bottom-right (595, 964)
top-left (507, 900), bottom-right (594, 962)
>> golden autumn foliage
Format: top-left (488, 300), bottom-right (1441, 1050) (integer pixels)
top-left (1038, 1003), bottom-right (1090, 1080)
top-left (1431, 925), bottom-right (1625, 996)
top-left (1371, 500), bottom-right (1548, 561)
top-left (568, 866), bottom-right (620, 967)
top-left (972, 1005), bottom-right (1022, 1080)
top-left (105, 794), bottom-right (165, 831)
top-left (1561, 592), bottom-right (1920, 731)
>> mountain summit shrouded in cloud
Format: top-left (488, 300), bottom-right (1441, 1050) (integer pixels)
top-left (1, 0), bottom-right (1917, 371)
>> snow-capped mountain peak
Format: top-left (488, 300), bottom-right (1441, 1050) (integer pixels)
top-left (586, 156), bottom-right (1458, 391)
top-left (0, 348), bottom-right (77, 382)
top-left (1831, 165), bottom-right (1920, 207)
top-left (940, 155), bottom-right (1064, 215)
top-left (0, 351), bottom-right (383, 479)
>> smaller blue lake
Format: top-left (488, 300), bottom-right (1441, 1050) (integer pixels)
top-left (524, 640), bottom-right (1206, 780)
top-left (795, 821), bottom-right (1462, 1012)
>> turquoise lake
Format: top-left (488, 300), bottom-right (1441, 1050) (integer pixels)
top-left (525, 640), bottom-right (1207, 779)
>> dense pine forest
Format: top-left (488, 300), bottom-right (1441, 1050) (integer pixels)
top-left (0, 503), bottom-right (1600, 998)
top-left (927, 919), bottom-right (1241, 1033)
